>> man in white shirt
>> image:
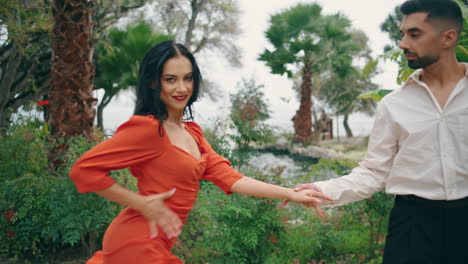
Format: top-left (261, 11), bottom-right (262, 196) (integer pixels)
top-left (291, 0), bottom-right (467, 263)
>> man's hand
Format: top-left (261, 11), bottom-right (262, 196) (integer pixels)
top-left (294, 183), bottom-right (321, 192)
top-left (279, 183), bottom-right (332, 217)
top-left (293, 183), bottom-right (326, 208)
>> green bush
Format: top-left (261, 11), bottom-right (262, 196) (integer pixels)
top-left (0, 121), bottom-right (135, 262)
top-left (174, 166), bottom-right (285, 264)
top-left (304, 157), bottom-right (394, 263)
top-left (0, 114), bottom-right (393, 263)
top-left (0, 174), bottom-right (58, 261)
top-left (269, 208), bottom-right (340, 263)
top-left (230, 78), bottom-right (275, 150)
top-left (0, 118), bottom-right (49, 182)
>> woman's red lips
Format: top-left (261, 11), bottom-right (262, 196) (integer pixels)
top-left (173, 96), bottom-right (188, 101)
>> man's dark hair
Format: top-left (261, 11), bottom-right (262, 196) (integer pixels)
top-left (400, 0), bottom-right (464, 35)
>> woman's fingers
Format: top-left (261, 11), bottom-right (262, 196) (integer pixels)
top-left (313, 203), bottom-right (325, 218)
top-left (154, 188), bottom-right (176, 200)
top-left (148, 208), bottom-right (182, 239)
top-left (149, 220), bottom-right (158, 239)
top-left (278, 199), bottom-right (290, 208)
top-left (142, 188), bottom-right (183, 239)
top-left (158, 210), bottom-right (182, 239)
top-left (302, 201), bottom-right (325, 217)
top-left (149, 214), bottom-right (181, 239)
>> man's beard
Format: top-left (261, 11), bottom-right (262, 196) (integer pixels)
top-left (406, 53), bottom-right (439, 69)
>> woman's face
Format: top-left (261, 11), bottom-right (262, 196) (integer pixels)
top-left (159, 56), bottom-right (194, 116)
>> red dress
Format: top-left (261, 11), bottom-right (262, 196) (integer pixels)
top-left (69, 115), bottom-right (243, 264)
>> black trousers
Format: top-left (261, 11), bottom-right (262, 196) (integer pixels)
top-left (383, 195), bottom-right (468, 264)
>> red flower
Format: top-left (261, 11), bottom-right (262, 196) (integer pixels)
top-left (269, 235), bottom-right (278, 244)
top-left (36, 99), bottom-right (50, 106)
top-left (3, 210), bottom-right (15, 225)
top-left (6, 230), bottom-right (15, 238)
top-left (3, 210), bottom-right (14, 220)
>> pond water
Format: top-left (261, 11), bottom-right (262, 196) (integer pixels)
top-left (248, 150), bottom-right (318, 179)
top-left (248, 150), bottom-right (341, 183)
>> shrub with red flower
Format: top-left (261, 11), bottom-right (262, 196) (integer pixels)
top-left (3, 210), bottom-right (16, 238)
top-left (229, 78), bottom-right (274, 149)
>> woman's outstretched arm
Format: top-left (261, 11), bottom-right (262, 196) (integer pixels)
top-left (229, 177), bottom-right (333, 217)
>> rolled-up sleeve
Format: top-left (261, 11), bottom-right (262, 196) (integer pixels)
top-left (315, 98), bottom-right (399, 207)
top-left (69, 115), bottom-right (163, 193)
top-left (202, 150), bottom-right (244, 195)
top-left (186, 123), bottom-right (244, 194)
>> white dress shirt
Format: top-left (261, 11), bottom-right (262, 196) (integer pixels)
top-left (315, 63), bottom-right (468, 207)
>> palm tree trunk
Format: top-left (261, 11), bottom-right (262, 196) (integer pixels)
top-left (343, 113), bottom-right (353, 138)
top-left (0, 43), bottom-right (22, 130)
top-left (96, 92), bottom-right (112, 130)
top-left (292, 64), bottom-right (313, 143)
top-left (48, 0), bottom-right (97, 171)
top-left (96, 101), bottom-right (105, 131)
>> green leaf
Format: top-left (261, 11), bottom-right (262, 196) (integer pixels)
top-left (456, 44), bottom-right (468, 62)
top-left (358, 89), bottom-right (394, 102)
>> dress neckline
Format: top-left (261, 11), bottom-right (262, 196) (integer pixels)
top-left (162, 122), bottom-right (205, 162)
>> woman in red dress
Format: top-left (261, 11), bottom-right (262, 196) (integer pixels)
top-left (69, 40), bottom-right (330, 264)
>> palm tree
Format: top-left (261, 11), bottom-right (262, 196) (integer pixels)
top-left (319, 29), bottom-right (378, 138)
top-left (48, 0), bottom-right (96, 171)
top-left (0, 0), bottom-right (152, 129)
top-left (95, 22), bottom-right (171, 130)
top-left (259, 3), bottom-right (354, 143)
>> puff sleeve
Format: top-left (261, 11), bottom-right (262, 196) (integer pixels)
top-left (186, 123), bottom-right (244, 194)
top-left (69, 115), bottom-right (164, 193)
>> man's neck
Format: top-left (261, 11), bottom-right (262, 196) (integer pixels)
top-left (420, 56), bottom-right (465, 88)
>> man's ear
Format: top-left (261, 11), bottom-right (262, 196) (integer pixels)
top-left (441, 28), bottom-right (459, 49)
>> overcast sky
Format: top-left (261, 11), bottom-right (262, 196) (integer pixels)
top-left (101, 0), bottom-right (407, 136)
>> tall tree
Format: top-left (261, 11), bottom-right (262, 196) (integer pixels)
top-left (95, 22), bottom-right (172, 129)
top-left (126, 0), bottom-right (242, 99)
top-left (319, 29), bottom-right (378, 138)
top-left (0, 1), bottom-right (52, 129)
top-left (145, 0), bottom-right (242, 67)
top-left (380, 6), bottom-right (403, 52)
top-left (0, 0), bottom-right (153, 129)
top-left (48, 0), bottom-right (96, 170)
top-left (321, 68), bottom-right (378, 138)
top-left (259, 3), bottom-right (353, 143)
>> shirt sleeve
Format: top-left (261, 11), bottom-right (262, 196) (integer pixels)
top-left (314, 98), bottom-right (399, 207)
top-left (187, 123), bottom-right (244, 194)
top-left (69, 115), bottom-right (164, 193)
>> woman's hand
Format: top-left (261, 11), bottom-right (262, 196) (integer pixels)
top-left (281, 188), bottom-right (333, 217)
top-left (136, 188), bottom-right (182, 239)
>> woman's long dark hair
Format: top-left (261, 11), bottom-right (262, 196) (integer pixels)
top-left (134, 40), bottom-right (202, 134)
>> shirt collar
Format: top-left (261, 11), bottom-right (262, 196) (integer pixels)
top-left (402, 62), bottom-right (468, 88)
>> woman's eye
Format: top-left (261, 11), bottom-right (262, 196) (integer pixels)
top-left (165, 78), bottom-right (175, 82)
top-left (185, 76), bottom-right (193, 81)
